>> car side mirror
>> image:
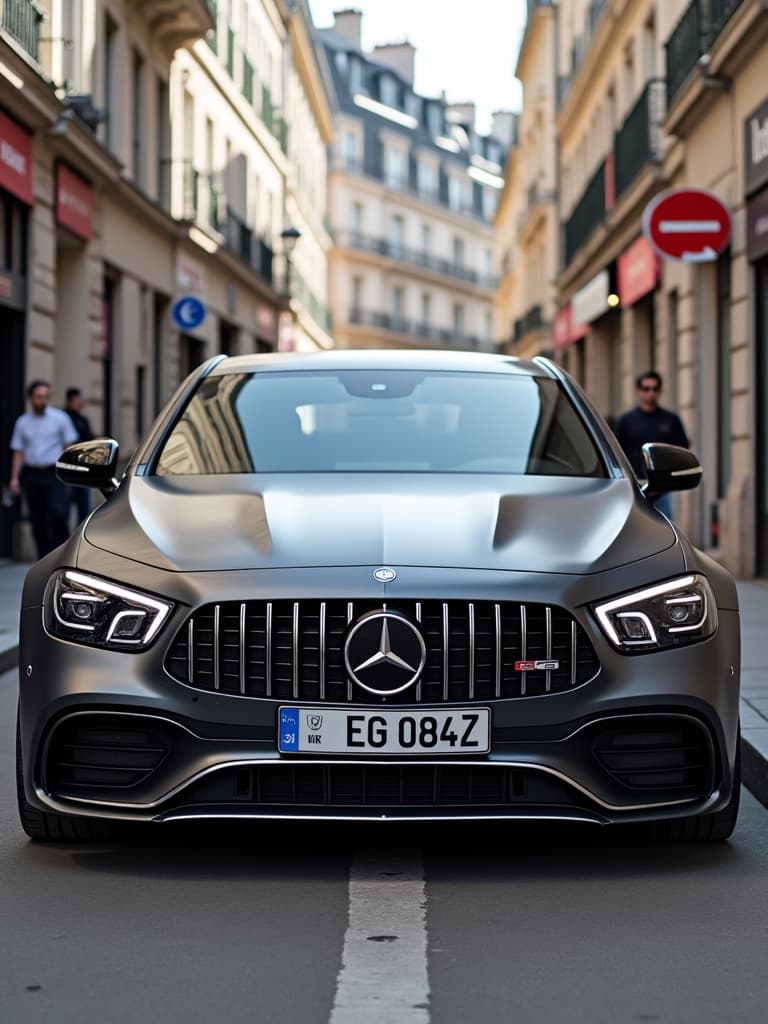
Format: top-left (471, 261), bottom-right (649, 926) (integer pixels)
top-left (56, 439), bottom-right (120, 497)
top-left (641, 442), bottom-right (702, 500)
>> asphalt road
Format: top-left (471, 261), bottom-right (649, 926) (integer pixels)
top-left (2, 667), bottom-right (768, 1024)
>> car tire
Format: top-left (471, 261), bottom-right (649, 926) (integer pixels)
top-left (661, 733), bottom-right (741, 842)
top-left (16, 712), bottom-right (116, 843)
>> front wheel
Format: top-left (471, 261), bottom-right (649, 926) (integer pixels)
top-left (661, 734), bottom-right (741, 842)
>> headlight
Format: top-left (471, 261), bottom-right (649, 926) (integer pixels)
top-left (45, 570), bottom-right (173, 649)
top-left (594, 574), bottom-right (717, 652)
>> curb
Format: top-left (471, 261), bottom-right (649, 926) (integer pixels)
top-left (0, 645), bottom-right (18, 676)
top-left (742, 734), bottom-right (768, 811)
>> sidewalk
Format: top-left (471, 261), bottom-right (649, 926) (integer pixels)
top-left (0, 563), bottom-right (766, 807)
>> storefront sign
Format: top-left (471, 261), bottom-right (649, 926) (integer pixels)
top-left (618, 236), bottom-right (661, 306)
top-left (745, 97), bottom-right (768, 197)
top-left (747, 188), bottom-right (768, 263)
top-left (55, 164), bottom-right (93, 240)
top-left (553, 305), bottom-right (588, 350)
top-left (0, 110), bottom-right (33, 205)
top-left (572, 270), bottom-right (610, 327)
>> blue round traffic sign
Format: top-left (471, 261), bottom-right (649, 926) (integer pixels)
top-left (171, 295), bottom-right (207, 330)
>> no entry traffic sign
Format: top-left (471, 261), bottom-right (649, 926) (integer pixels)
top-left (643, 189), bottom-right (731, 262)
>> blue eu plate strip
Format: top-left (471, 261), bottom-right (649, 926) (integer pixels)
top-left (279, 707), bottom-right (299, 752)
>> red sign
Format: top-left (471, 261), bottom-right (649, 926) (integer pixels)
top-left (553, 305), bottom-right (589, 350)
top-left (56, 164), bottom-right (93, 240)
top-left (618, 236), bottom-right (661, 306)
top-left (0, 111), bottom-right (33, 205)
top-left (643, 189), bottom-right (731, 262)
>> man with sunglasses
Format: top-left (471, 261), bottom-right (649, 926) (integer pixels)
top-left (614, 371), bottom-right (689, 518)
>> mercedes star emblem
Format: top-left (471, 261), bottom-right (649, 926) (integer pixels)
top-left (373, 567), bottom-right (397, 583)
top-left (344, 610), bottom-right (427, 696)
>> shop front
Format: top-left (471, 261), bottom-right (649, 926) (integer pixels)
top-left (0, 110), bottom-right (34, 557)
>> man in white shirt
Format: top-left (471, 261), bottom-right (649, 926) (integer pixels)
top-left (9, 380), bottom-right (78, 558)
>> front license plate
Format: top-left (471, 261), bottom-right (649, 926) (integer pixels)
top-left (278, 707), bottom-right (491, 755)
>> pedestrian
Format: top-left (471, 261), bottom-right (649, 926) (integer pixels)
top-left (9, 380), bottom-right (78, 559)
top-left (614, 371), bottom-right (689, 518)
top-left (64, 386), bottom-right (94, 524)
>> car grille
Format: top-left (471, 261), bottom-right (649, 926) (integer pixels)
top-left (164, 599), bottom-right (600, 703)
top-left (592, 718), bottom-right (713, 795)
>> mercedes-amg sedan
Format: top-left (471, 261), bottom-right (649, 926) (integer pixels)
top-left (16, 350), bottom-right (740, 841)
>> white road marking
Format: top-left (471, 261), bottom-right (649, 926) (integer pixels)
top-left (658, 219), bottom-right (720, 233)
top-left (330, 851), bottom-right (430, 1024)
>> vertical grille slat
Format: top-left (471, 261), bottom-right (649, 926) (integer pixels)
top-left (166, 599), bottom-right (600, 702)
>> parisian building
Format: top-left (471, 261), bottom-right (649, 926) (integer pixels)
top-left (317, 9), bottom-right (511, 351)
top-left (0, 0), bottom-right (333, 560)
top-left (499, 0), bottom-right (768, 579)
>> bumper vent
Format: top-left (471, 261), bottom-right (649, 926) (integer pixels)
top-left (182, 762), bottom-right (579, 811)
top-left (592, 719), bottom-right (712, 795)
top-left (46, 716), bottom-right (171, 792)
top-left (164, 599), bottom-right (600, 703)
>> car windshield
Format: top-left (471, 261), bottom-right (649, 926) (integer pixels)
top-left (154, 370), bottom-right (606, 477)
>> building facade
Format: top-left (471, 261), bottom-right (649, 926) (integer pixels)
top-left (318, 9), bottom-right (508, 352)
top-left (501, 0), bottom-right (768, 578)
top-left (0, 0), bottom-right (333, 559)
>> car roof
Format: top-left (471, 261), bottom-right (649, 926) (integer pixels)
top-left (208, 349), bottom-right (555, 378)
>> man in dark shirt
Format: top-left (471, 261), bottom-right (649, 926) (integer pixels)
top-left (614, 371), bottom-right (689, 517)
top-left (64, 387), bottom-right (95, 523)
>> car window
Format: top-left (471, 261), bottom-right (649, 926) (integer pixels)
top-left (154, 371), bottom-right (607, 477)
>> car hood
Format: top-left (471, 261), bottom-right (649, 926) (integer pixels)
top-left (81, 474), bottom-right (676, 575)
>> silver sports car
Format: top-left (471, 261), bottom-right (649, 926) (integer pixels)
top-left (16, 350), bottom-right (740, 841)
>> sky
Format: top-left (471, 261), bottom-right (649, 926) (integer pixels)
top-left (308, 0), bottom-right (526, 134)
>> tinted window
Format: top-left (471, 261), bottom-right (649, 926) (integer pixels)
top-left (155, 371), bottom-right (606, 477)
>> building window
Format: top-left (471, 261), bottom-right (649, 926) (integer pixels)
top-left (344, 130), bottom-right (358, 168)
top-left (351, 201), bottom-right (363, 239)
top-left (352, 275), bottom-right (363, 315)
top-left (131, 50), bottom-right (144, 185)
top-left (392, 286), bottom-right (405, 325)
top-left (426, 103), bottom-right (442, 136)
top-left (156, 78), bottom-right (170, 208)
top-left (421, 223), bottom-right (431, 254)
top-left (421, 292), bottom-right (431, 326)
top-left (380, 74), bottom-right (398, 108)
top-left (453, 236), bottom-right (464, 267)
top-left (335, 51), bottom-right (348, 76)
top-left (391, 215), bottom-right (404, 255)
top-left (453, 303), bottom-right (465, 339)
top-left (418, 162), bottom-right (434, 198)
top-left (385, 147), bottom-right (404, 188)
top-left (482, 188), bottom-right (496, 222)
top-left (448, 175), bottom-right (464, 212)
top-left (349, 57), bottom-right (363, 92)
top-left (103, 14), bottom-right (118, 151)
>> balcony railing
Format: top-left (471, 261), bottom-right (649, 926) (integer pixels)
top-left (1, 0), bottom-right (43, 61)
top-left (564, 160), bottom-right (606, 266)
top-left (334, 157), bottom-right (488, 223)
top-left (614, 79), bottom-right (665, 200)
top-left (665, 0), bottom-right (746, 108)
top-left (348, 308), bottom-right (485, 350)
top-left (242, 54), bottom-right (254, 103)
top-left (336, 230), bottom-right (497, 289)
top-left (222, 206), bottom-right (273, 284)
top-left (513, 305), bottom-right (547, 343)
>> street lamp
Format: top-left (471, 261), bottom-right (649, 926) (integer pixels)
top-left (280, 225), bottom-right (301, 298)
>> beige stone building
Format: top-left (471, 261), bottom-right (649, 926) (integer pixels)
top-left (495, 0), bottom-right (557, 359)
top-left (501, 0), bottom-right (768, 577)
top-left (318, 9), bottom-right (508, 352)
top-left (0, 0), bottom-right (334, 559)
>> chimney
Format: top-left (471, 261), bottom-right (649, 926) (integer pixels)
top-left (446, 102), bottom-right (476, 130)
top-left (371, 42), bottom-right (415, 86)
top-left (491, 110), bottom-right (519, 147)
top-left (333, 9), bottom-right (362, 49)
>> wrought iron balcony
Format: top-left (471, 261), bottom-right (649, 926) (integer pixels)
top-left (665, 0), bottom-right (746, 108)
top-left (614, 79), bottom-right (665, 200)
top-left (336, 230), bottom-right (497, 289)
top-left (348, 308), bottom-right (484, 350)
top-left (1, 0), bottom-right (43, 61)
top-left (564, 160), bottom-right (606, 266)
top-left (513, 305), bottom-right (547, 343)
top-left (222, 206), bottom-right (273, 284)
